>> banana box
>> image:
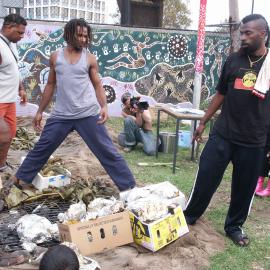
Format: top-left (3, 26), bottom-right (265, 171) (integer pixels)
top-left (58, 210), bottom-right (133, 256)
top-left (129, 206), bottom-right (189, 252)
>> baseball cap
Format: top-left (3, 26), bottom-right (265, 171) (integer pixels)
top-left (121, 92), bottom-right (131, 104)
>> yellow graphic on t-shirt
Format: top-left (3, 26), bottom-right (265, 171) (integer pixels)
top-left (242, 72), bottom-right (257, 88)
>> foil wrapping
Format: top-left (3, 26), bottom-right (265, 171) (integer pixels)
top-left (16, 214), bottom-right (58, 244)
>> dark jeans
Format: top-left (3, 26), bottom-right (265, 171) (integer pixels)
top-left (16, 116), bottom-right (136, 191)
top-left (184, 132), bottom-right (264, 234)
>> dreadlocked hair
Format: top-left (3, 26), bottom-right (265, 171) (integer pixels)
top-left (63, 18), bottom-right (92, 48)
top-left (241, 14), bottom-right (269, 47)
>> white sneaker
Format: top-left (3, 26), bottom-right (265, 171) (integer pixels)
top-left (123, 147), bottom-right (133, 153)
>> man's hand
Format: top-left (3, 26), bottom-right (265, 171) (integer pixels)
top-left (33, 111), bottom-right (43, 132)
top-left (19, 89), bottom-right (27, 104)
top-left (131, 106), bottom-right (144, 115)
top-left (267, 151), bottom-right (270, 163)
top-left (97, 106), bottom-right (109, 124)
top-left (131, 107), bottom-right (138, 114)
top-left (192, 122), bottom-right (205, 143)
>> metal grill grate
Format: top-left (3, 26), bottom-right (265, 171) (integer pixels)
top-left (0, 200), bottom-right (71, 252)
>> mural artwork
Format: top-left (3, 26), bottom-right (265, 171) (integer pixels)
top-left (17, 24), bottom-right (230, 116)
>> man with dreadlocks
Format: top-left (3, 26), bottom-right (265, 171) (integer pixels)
top-left (11, 18), bottom-right (136, 192)
top-left (184, 14), bottom-right (270, 247)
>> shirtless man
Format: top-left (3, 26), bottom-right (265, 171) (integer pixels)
top-left (119, 92), bottom-right (155, 155)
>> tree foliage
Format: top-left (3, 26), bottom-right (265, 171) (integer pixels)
top-left (162, 0), bottom-right (192, 29)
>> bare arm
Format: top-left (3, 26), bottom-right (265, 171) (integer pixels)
top-left (121, 110), bottom-right (129, 118)
top-left (33, 52), bottom-right (57, 130)
top-left (88, 54), bottom-right (108, 124)
top-left (18, 81), bottom-right (27, 104)
top-left (37, 53), bottom-right (57, 113)
top-left (193, 91), bottom-right (225, 142)
top-left (121, 107), bottom-right (134, 118)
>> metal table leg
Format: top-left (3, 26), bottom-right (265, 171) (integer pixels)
top-left (156, 109), bottom-right (161, 158)
top-left (172, 118), bottom-right (180, 174)
top-left (191, 120), bottom-right (197, 160)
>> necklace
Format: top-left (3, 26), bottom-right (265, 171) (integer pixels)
top-left (247, 49), bottom-right (267, 68)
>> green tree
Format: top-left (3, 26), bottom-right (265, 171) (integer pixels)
top-left (162, 0), bottom-right (192, 29)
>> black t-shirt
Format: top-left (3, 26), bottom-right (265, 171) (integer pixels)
top-left (213, 51), bottom-right (270, 147)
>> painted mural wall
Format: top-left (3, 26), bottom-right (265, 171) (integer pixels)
top-left (17, 23), bottom-right (230, 116)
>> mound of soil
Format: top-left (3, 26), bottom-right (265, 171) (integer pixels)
top-left (1, 117), bottom-right (225, 270)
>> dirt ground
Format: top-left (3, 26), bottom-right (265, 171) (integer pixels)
top-left (1, 117), bottom-right (226, 270)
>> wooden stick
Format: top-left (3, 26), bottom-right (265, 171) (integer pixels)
top-left (137, 162), bottom-right (180, 170)
top-left (137, 162), bottom-right (173, 166)
top-left (22, 192), bottom-right (62, 203)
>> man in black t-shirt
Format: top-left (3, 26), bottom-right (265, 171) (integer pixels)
top-left (184, 14), bottom-right (270, 247)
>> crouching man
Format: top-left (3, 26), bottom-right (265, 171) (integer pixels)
top-left (118, 92), bottom-right (155, 155)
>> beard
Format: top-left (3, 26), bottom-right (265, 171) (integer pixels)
top-left (73, 46), bottom-right (83, 52)
top-left (71, 41), bottom-right (86, 52)
top-left (240, 46), bottom-right (256, 55)
top-left (239, 40), bottom-right (262, 55)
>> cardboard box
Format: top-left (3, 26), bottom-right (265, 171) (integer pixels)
top-left (129, 206), bottom-right (189, 252)
top-left (58, 210), bottom-right (133, 256)
top-left (21, 156), bottom-right (71, 190)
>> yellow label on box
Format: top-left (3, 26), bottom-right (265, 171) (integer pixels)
top-left (129, 206), bottom-right (189, 252)
top-left (130, 213), bottom-right (152, 245)
top-left (151, 207), bottom-right (187, 250)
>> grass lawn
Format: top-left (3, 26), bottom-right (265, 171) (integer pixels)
top-left (106, 116), bottom-right (270, 270)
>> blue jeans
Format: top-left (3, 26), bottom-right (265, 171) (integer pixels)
top-left (119, 116), bottom-right (156, 156)
top-left (16, 115), bottom-right (136, 191)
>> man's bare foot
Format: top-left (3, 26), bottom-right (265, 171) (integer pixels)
top-left (3, 176), bottom-right (35, 190)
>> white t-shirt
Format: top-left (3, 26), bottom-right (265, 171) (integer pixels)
top-left (0, 34), bottom-right (20, 103)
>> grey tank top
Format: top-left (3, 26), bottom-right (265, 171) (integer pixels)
top-left (51, 48), bottom-right (100, 119)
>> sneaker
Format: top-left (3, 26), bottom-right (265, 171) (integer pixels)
top-left (0, 162), bottom-right (14, 173)
top-left (123, 147), bottom-right (133, 153)
top-left (0, 164), bottom-right (7, 172)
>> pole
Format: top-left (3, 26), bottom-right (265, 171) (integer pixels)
top-left (251, 0), bottom-right (255, 14)
top-left (192, 0), bottom-right (207, 109)
top-left (229, 0), bottom-right (240, 52)
top-left (119, 0), bottom-right (131, 26)
top-left (191, 0), bottom-right (207, 159)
